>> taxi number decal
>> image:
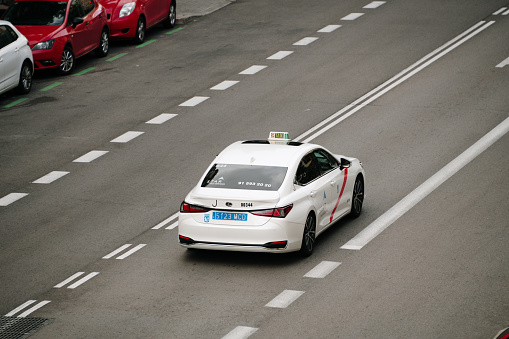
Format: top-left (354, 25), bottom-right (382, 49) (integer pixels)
top-left (241, 203), bottom-right (253, 207)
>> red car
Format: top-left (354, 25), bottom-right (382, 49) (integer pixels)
top-left (3, 0), bottom-right (110, 75)
top-left (101, 0), bottom-right (175, 44)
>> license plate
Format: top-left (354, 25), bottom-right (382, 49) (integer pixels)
top-left (212, 212), bottom-right (248, 221)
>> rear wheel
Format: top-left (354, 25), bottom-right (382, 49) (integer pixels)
top-left (57, 46), bottom-right (74, 75)
top-left (16, 61), bottom-right (32, 94)
top-left (299, 213), bottom-right (316, 257)
top-left (94, 28), bottom-right (109, 57)
top-left (133, 16), bottom-right (146, 44)
top-left (163, 1), bottom-right (176, 28)
top-left (350, 175), bottom-right (364, 218)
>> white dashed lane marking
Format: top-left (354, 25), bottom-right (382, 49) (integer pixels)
top-left (210, 81), bottom-right (239, 90)
top-left (304, 261), bottom-right (341, 278)
top-left (54, 272), bottom-right (100, 289)
top-left (341, 13), bottom-right (364, 20)
top-left (151, 212), bottom-right (179, 229)
top-left (239, 65), bottom-right (267, 75)
top-left (179, 96), bottom-right (209, 107)
top-left (146, 113), bottom-right (177, 124)
top-left (317, 25), bottom-right (341, 33)
top-left (265, 290), bottom-right (305, 308)
top-left (103, 244), bottom-right (147, 260)
top-left (110, 131), bottom-right (144, 143)
top-left (221, 326), bottom-right (258, 339)
top-left (267, 51), bottom-right (294, 60)
top-left (5, 300), bottom-right (51, 318)
top-left (32, 171), bottom-right (69, 184)
top-left (73, 150), bottom-right (108, 163)
top-left (293, 37), bottom-right (319, 46)
top-left (0, 193), bottom-right (28, 206)
top-left (364, 1), bottom-right (386, 9)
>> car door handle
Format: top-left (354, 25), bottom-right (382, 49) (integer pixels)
top-left (330, 180), bottom-right (336, 186)
top-left (309, 190), bottom-right (317, 198)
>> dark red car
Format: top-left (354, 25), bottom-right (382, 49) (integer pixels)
top-left (101, 0), bottom-right (175, 44)
top-left (3, 0), bottom-right (110, 75)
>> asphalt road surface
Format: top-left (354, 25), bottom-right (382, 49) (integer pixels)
top-left (1, 0), bottom-right (508, 338)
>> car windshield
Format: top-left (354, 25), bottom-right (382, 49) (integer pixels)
top-left (201, 164), bottom-right (288, 191)
top-left (4, 1), bottom-right (67, 26)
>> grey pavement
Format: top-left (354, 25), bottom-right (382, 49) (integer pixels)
top-left (176, 0), bottom-right (234, 24)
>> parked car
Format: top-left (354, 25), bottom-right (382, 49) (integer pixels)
top-left (101, 0), bottom-right (175, 44)
top-left (0, 19), bottom-right (33, 94)
top-left (3, 0), bottom-right (110, 75)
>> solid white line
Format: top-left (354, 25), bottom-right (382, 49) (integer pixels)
top-left (165, 221), bottom-right (178, 230)
top-left (5, 300), bottom-right (37, 316)
top-left (342, 117), bottom-right (509, 250)
top-left (17, 300), bottom-right (51, 318)
top-left (295, 21), bottom-right (494, 143)
top-left (54, 272), bottom-right (85, 288)
top-left (318, 25), bottom-right (341, 33)
top-left (0, 193), bottom-right (28, 206)
top-left (496, 56), bottom-right (509, 68)
top-left (265, 290), bottom-right (304, 308)
top-left (32, 171), bottom-right (69, 184)
top-left (116, 244), bottom-right (146, 259)
top-left (152, 212), bottom-right (179, 229)
top-left (341, 13), bottom-right (364, 20)
top-left (103, 244), bottom-right (132, 259)
top-left (179, 96), bottom-right (209, 107)
top-left (293, 37), bottom-right (318, 46)
top-left (146, 113), bottom-right (177, 124)
top-left (67, 272), bottom-right (99, 289)
top-left (73, 150), bottom-right (108, 163)
top-left (111, 131), bottom-right (144, 143)
top-left (267, 51), bottom-right (294, 60)
top-left (211, 80), bottom-right (239, 90)
top-left (222, 326), bottom-right (258, 339)
top-left (304, 261), bottom-right (341, 278)
top-left (364, 1), bottom-right (385, 9)
top-left (239, 65), bottom-right (267, 75)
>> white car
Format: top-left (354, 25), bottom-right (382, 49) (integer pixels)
top-left (0, 20), bottom-right (33, 95)
top-left (178, 132), bottom-right (365, 256)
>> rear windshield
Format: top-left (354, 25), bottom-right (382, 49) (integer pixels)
top-left (4, 1), bottom-right (67, 26)
top-left (201, 164), bottom-right (287, 191)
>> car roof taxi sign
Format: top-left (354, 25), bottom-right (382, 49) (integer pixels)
top-left (268, 131), bottom-right (290, 144)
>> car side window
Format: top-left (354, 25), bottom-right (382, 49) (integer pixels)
top-left (313, 149), bottom-right (339, 174)
top-left (80, 0), bottom-right (95, 15)
top-left (67, 0), bottom-right (84, 24)
top-left (0, 26), bottom-right (17, 49)
top-left (295, 152), bottom-right (321, 186)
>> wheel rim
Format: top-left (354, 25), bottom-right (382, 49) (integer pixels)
top-left (352, 178), bottom-right (364, 214)
top-left (21, 65), bottom-right (32, 90)
top-left (100, 31), bottom-right (109, 54)
top-left (137, 20), bottom-right (145, 41)
top-left (303, 214), bottom-right (315, 252)
top-left (61, 49), bottom-right (73, 72)
top-left (169, 4), bottom-right (175, 24)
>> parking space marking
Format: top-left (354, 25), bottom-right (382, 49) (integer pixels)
top-left (32, 171), bottom-right (69, 184)
top-left (493, 7), bottom-right (507, 15)
top-left (211, 80), bottom-right (239, 90)
top-left (165, 27), bottom-right (184, 34)
top-left (364, 1), bottom-right (385, 9)
top-left (267, 51), bottom-right (294, 60)
top-left (146, 113), bottom-right (177, 124)
top-left (341, 13), bottom-right (364, 20)
top-left (54, 272), bottom-right (85, 288)
top-left (496, 56), bottom-right (509, 68)
top-left (73, 150), bottom-right (108, 163)
top-left (107, 53), bottom-right (128, 62)
top-left (6, 300), bottom-right (51, 318)
top-left (40, 82), bottom-right (63, 92)
top-left (103, 244), bottom-right (132, 259)
top-left (116, 244), bottom-right (146, 259)
top-left (3, 98), bottom-right (28, 108)
top-left (73, 67), bottom-right (96, 76)
top-left (136, 40), bottom-right (156, 48)
top-left (342, 117), bottom-right (509, 250)
top-left (66, 272), bottom-right (100, 289)
top-left (239, 65), bottom-right (267, 75)
top-left (0, 193), bottom-right (28, 206)
top-left (110, 131), bottom-right (144, 143)
top-left (293, 37), bottom-right (319, 46)
top-left (179, 96), bottom-right (209, 106)
top-left (265, 290), bottom-right (304, 308)
top-left (221, 326), bottom-right (258, 339)
top-left (317, 25), bottom-right (341, 33)
top-left (303, 261), bottom-right (341, 278)
top-left (151, 212), bottom-right (179, 229)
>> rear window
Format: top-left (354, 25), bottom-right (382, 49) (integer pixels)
top-left (201, 164), bottom-right (287, 191)
top-left (4, 1), bottom-right (67, 26)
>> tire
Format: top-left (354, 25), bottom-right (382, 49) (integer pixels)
top-left (94, 28), bottom-right (109, 57)
top-left (163, 1), bottom-right (176, 28)
top-left (57, 46), bottom-right (74, 75)
top-left (350, 175), bottom-right (364, 218)
top-left (133, 16), bottom-right (146, 44)
top-left (16, 60), bottom-right (32, 94)
top-left (299, 213), bottom-right (316, 257)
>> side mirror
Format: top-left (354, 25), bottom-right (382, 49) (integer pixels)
top-left (72, 17), bottom-right (84, 28)
top-left (340, 158), bottom-right (351, 170)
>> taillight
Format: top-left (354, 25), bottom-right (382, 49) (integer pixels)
top-left (251, 204), bottom-right (293, 218)
top-left (180, 201), bottom-right (210, 213)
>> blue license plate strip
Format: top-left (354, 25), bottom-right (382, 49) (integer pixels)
top-left (212, 212), bottom-right (248, 221)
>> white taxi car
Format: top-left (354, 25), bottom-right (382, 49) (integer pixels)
top-left (178, 132), bottom-right (365, 256)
